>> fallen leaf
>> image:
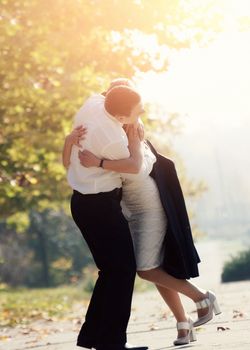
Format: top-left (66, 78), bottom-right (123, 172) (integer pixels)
top-left (233, 310), bottom-right (244, 318)
top-left (217, 326), bottom-right (230, 331)
top-left (72, 318), bottom-right (81, 325)
top-left (0, 335), bottom-right (11, 341)
top-left (149, 323), bottom-right (159, 331)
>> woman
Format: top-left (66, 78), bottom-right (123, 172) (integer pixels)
top-left (63, 89), bottom-right (221, 347)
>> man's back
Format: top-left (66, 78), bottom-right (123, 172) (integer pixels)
top-left (67, 94), bottom-right (130, 194)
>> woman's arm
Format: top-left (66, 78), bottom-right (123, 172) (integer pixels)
top-left (123, 117), bottom-right (144, 141)
top-left (78, 125), bottom-right (143, 174)
top-left (62, 125), bottom-right (87, 169)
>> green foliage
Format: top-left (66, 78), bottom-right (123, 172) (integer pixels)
top-left (0, 0), bottom-right (222, 217)
top-left (0, 209), bottom-right (93, 287)
top-left (221, 249), bottom-right (250, 282)
top-left (0, 0), bottom-right (222, 287)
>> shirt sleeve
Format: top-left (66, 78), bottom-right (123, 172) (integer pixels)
top-left (90, 125), bottom-right (130, 160)
top-left (101, 141), bottom-right (130, 160)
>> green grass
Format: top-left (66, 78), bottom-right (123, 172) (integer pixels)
top-left (0, 276), bottom-right (152, 327)
top-left (0, 284), bottom-right (88, 327)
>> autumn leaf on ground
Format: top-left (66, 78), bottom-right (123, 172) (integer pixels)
top-left (233, 310), bottom-right (245, 318)
top-left (0, 335), bottom-right (11, 341)
top-left (149, 323), bottom-right (159, 331)
top-left (217, 326), bottom-right (230, 331)
top-left (161, 312), bottom-right (168, 319)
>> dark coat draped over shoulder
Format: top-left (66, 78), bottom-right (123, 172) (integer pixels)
top-left (146, 140), bottom-right (200, 279)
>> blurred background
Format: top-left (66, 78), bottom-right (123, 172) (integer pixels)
top-left (0, 0), bottom-right (250, 328)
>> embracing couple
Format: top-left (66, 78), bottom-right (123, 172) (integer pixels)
top-left (62, 79), bottom-right (221, 350)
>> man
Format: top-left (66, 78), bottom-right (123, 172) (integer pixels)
top-left (63, 83), bottom-right (147, 350)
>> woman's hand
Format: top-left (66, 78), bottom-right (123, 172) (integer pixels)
top-left (62, 125), bottom-right (87, 169)
top-left (123, 119), bottom-right (144, 141)
top-left (66, 125), bottom-right (87, 148)
top-left (126, 124), bottom-right (141, 146)
top-left (78, 150), bottom-right (101, 168)
top-left (137, 118), bottom-right (145, 141)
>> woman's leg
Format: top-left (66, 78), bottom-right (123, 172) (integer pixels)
top-left (138, 267), bottom-right (209, 318)
top-left (156, 285), bottom-right (186, 322)
top-left (156, 285), bottom-right (189, 338)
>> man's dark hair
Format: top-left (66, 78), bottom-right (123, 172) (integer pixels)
top-left (104, 86), bottom-right (141, 117)
top-left (101, 78), bottom-right (135, 96)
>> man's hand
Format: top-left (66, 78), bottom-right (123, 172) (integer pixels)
top-left (66, 125), bottom-right (87, 148)
top-left (78, 150), bottom-right (101, 168)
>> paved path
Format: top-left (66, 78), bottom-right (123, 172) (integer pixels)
top-left (1, 240), bottom-right (250, 350)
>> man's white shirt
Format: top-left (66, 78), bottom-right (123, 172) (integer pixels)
top-left (67, 94), bottom-right (130, 194)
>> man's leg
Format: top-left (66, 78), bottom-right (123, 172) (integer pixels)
top-left (71, 189), bottom-right (136, 348)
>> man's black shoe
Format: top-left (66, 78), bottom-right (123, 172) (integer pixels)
top-left (96, 344), bottom-right (148, 350)
top-left (124, 343), bottom-right (148, 350)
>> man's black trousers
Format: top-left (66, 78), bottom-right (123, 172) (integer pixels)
top-left (71, 189), bottom-right (136, 349)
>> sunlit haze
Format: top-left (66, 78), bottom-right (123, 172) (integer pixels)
top-left (136, 0), bottom-right (250, 239)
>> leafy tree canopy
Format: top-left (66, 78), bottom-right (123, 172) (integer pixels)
top-left (0, 0), bottom-right (223, 224)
